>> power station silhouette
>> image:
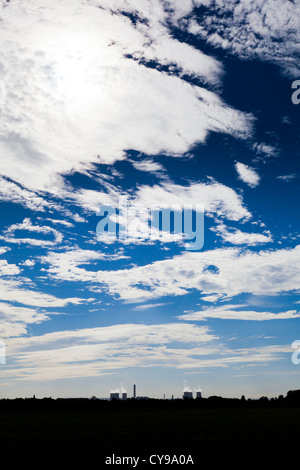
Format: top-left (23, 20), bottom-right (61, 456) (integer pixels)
top-left (109, 384), bottom-right (202, 400)
top-left (110, 384), bottom-right (149, 401)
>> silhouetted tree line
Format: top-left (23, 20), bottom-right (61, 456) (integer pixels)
top-left (0, 390), bottom-right (299, 413)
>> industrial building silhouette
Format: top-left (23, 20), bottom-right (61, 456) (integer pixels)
top-left (110, 384), bottom-right (202, 400)
top-left (110, 384), bottom-right (149, 401)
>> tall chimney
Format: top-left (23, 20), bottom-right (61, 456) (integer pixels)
top-left (133, 384), bottom-right (136, 398)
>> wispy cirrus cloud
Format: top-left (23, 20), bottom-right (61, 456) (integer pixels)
top-left (0, 277), bottom-right (90, 309)
top-left (276, 174), bottom-right (298, 182)
top-left (178, 304), bottom-right (300, 321)
top-left (132, 302), bottom-right (171, 311)
top-left (1, 322), bottom-right (292, 382)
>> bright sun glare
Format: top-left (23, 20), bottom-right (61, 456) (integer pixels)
top-left (48, 32), bottom-right (101, 103)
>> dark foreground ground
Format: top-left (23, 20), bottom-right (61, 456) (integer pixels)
top-left (1, 394), bottom-right (299, 465)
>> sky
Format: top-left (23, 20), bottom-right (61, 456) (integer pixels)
top-left (0, 0), bottom-right (299, 400)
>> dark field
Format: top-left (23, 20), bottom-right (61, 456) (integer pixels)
top-left (0, 396), bottom-right (299, 465)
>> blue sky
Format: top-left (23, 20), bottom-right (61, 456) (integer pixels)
top-left (0, 0), bottom-right (299, 399)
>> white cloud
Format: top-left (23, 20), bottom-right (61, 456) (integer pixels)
top-left (235, 162), bottom-right (260, 187)
top-left (6, 324), bottom-right (214, 360)
top-left (130, 159), bottom-right (166, 175)
top-left (0, 246), bottom-right (20, 275)
top-left (39, 218), bottom-right (75, 228)
top-left (0, 259), bottom-right (20, 276)
top-left (135, 180), bottom-right (251, 221)
top-left (0, 177), bottom-right (51, 212)
top-left (1, 218), bottom-right (63, 247)
top-left (69, 188), bottom-right (116, 213)
top-left (0, 278), bottom-right (87, 308)
top-left (132, 31), bottom-right (223, 85)
top-left (200, 294), bottom-right (224, 303)
top-left (178, 305), bottom-right (300, 321)
top-left (132, 302), bottom-right (170, 311)
top-left (22, 259), bottom-right (36, 267)
top-left (253, 143), bottom-right (278, 161)
top-left (0, 0), bottom-right (253, 198)
top-left (1, 322), bottom-right (292, 382)
top-left (91, 0), bottom-right (220, 85)
top-left (0, 301), bottom-right (55, 338)
top-left (3, 322), bottom-right (218, 380)
top-left (69, 178), bottom-right (252, 246)
top-left (42, 244), bottom-right (300, 302)
top-left (190, 0), bottom-right (300, 77)
top-left (277, 174), bottom-right (298, 182)
top-left (41, 248), bottom-right (128, 282)
top-left (212, 222), bottom-right (273, 245)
